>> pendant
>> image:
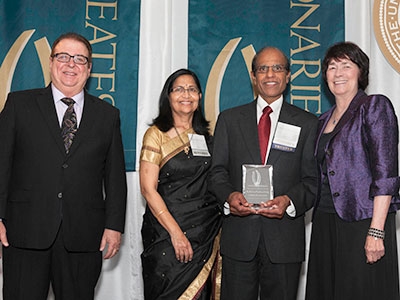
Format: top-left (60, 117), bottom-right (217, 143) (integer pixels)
top-left (184, 146), bottom-right (190, 155)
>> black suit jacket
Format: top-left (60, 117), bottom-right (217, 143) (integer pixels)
top-left (209, 100), bottom-right (317, 263)
top-left (0, 86), bottom-right (127, 251)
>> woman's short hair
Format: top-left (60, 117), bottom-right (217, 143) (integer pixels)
top-left (322, 41), bottom-right (369, 90)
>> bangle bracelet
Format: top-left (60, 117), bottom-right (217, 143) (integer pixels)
top-left (367, 227), bottom-right (385, 240)
top-left (156, 210), bottom-right (165, 218)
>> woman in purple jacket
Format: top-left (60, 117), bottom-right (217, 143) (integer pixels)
top-left (306, 42), bottom-right (400, 300)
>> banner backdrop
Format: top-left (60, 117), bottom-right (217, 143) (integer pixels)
top-left (189, 0), bottom-right (344, 131)
top-left (0, 0), bottom-right (140, 171)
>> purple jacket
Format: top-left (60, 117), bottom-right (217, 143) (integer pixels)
top-left (315, 90), bottom-right (400, 221)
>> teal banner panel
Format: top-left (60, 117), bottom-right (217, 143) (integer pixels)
top-left (189, 0), bottom-right (344, 129)
top-left (0, 0), bottom-right (140, 171)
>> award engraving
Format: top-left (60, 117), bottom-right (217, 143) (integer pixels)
top-left (242, 164), bottom-right (274, 209)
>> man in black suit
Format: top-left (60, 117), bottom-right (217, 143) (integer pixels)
top-left (0, 32), bottom-right (127, 300)
top-left (209, 46), bottom-right (317, 300)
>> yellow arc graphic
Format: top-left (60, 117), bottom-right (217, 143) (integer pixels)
top-left (241, 44), bottom-right (257, 97)
top-left (0, 29), bottom-right (36, 111)
top-left (204, 38), bottom-right (256, 133)
top-left (34, 37), bottom-right (51, 86)
top-left (205, 37), bottom-right (242, 133)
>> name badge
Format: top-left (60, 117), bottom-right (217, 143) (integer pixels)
top-left (271, 122), bottom-right (301, 152)
top-left (189, 134), bottom-right (211, 157)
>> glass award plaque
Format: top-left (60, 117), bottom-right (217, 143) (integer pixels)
top-left (242, 164), bottom-right (274, 209)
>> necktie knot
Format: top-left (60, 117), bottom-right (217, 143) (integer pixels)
top-left (61, 97), bottom-right (75, 107)
top-left (262, 105), bottom-right (273, 115)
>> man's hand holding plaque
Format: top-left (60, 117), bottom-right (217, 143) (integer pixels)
top-left (226, 165), bottom-right (291, 218)
top-left (257, 195), bottom-right (291, 219)
top-left (226, 191), bottom-right (254, 216)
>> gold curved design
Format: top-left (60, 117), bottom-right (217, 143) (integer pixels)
top-left (241, 45), bottom-right (256, 98)
top-left (0, 29), bottom-right (36, 112)
top-left (34, 37), bottom-right (51, 86)
top-left (204, 37), bottom-right (242, 133)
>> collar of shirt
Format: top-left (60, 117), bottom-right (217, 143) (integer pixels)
top-left (256, 95), bottom-right (283, 125)
top-left (51, 84), bottom-right (84, 127)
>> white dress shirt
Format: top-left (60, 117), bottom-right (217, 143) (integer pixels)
top-left (256, 95), bottom-right (296, 217)
top-left (52, 84), bottom-right (84, 128)
top-left (224, 96), bottom-right (296, 216)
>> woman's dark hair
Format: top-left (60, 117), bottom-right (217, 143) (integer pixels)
top-left (152, 68), bottom-right (210, 136)
top-left (322, 41), bottom-right (369, 90)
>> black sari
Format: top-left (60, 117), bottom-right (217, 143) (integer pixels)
top-left (140, 126), bottom-right (222, 300)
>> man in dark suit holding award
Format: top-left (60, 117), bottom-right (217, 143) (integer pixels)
top-left (0, 32), bottom-right (127, 300)
top-left (209, 46), bottom-right (317, 300)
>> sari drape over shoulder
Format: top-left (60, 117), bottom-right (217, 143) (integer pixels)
top-left (140, 126), bottom-right (222, 300)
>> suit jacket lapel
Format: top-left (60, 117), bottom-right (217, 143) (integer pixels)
top-left (238, 101), bottom-right (262, 163)
top-left (330, 90), bottom-right (364, 135)
top-left (36, 86), bottom-right (65, 154)
top-left (36, 87), bottom-right (101, 157)
top-left (267, 101), bottom-right (295, 165)
top-left (67, 91), bottom-right (99, 156)
top-left (315, 90), bottom-right (365, 155)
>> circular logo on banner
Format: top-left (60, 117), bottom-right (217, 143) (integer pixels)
top-left (373, 0), bottom-right (400, 74)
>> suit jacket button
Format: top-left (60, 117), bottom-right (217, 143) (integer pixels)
top-left (62, 164), bottom-right (68, 169)
top-left (333, 192), bottom-right (340, 197)
top-left (58, 192), bottom-right (63, 199)
top-left (329, 170), bottom-right (335, 176)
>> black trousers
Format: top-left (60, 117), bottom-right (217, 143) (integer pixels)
top-left (2, 225), bottom-right (102, 300)
top-left (221, 234), bottom-right (302, 300)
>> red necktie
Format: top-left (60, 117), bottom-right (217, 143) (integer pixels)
top-left (258, 106), bottom-right (273, 164)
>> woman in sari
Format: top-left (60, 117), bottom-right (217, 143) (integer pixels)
top-left (139, 69), bottom-right (222, 300)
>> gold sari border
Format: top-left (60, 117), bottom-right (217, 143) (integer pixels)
top-left (159, 146), bottom-right (185, 169)
top-left (178, 230), bottom-right (222, 300)
top-left (140, 145), bottom-right (162, 166)
top-left (140, 126), bottom-right (195, 168)
top-left (159, 128), bottom-right (194, 168)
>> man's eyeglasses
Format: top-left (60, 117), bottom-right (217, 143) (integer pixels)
top-left (52, 52), bottom-right (89, 65)
top-left (255, 64), bottom-right (286, 74)
top-left (170, 86), bottom-right (200, 95)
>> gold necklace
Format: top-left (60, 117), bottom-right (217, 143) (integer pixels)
top-left (174, 126), bottom-right (190, 155)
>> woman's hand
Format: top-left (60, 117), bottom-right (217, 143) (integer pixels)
top-left (171, 230), bottom-right (193, 263)
top-left (365, 195), bottom-right (391, 264)
top-left (140, 161), bottom-right (194, 263)
top-left (365, 235), bottom-right (385, 264)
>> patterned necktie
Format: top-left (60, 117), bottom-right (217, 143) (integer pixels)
top-left (258, 106), bottom-right (273, 164)
top-left (60, 97), bottom-right (77, 153)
